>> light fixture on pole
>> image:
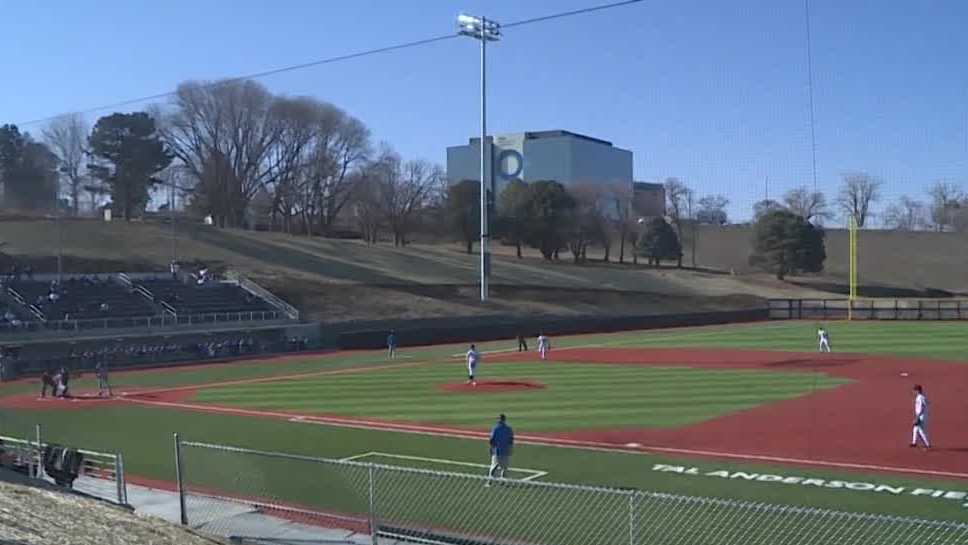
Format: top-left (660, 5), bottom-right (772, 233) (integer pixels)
top-left (456, 13), bottom-right (501, 303)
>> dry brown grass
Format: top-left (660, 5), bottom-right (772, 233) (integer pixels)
top-left (0, 472), bottom-right (222, 545)
top-left (0, 218), bottom-right (858, 322)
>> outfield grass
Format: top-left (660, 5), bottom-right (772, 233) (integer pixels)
top-left (194, 361), bottom-right (846, 431)
top-left (3, 320), bottom-right (968, 526)
top-left (555, 320), bottom-right (968, 361)
top-left (2, 405), bottom-right (967, 523)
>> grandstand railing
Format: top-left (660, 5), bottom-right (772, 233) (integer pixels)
top-left (0, 309), bottom-right (290, 336)
top-left (0, 428), bottom-right (127, 505)
top-left (769, 298), bottom-right (968, 320)
top-left (226, 272), bottom-right (300, 320)
top-left (174, 438), bottom-right (968, 545)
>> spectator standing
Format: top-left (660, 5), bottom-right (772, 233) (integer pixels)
top-left (487, 414), bottom-right (514, 484)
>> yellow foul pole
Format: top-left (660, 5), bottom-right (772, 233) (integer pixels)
top-left (848, 216), bottom-right (857, 320)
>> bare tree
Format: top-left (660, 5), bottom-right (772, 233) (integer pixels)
top-left (753, 199), bottom-right (785, 220)
top-left (696, 194), bottom-right (729, 225)
top-left (352, 166), bottom-right (383, 245)
top-left (882, 196), bottom-right (927, 231)
top-left (567, 184), bottom-right (609, 263)
top-left (606, 182), bottom-right (634, 264)
top-left (263, 97), bottom-right (321, 234)
top-left (42, 114), bottom-right (89, 215)
top-left (926, 181), bottom-right (963, 232)
top-left (837, 173), bottom-right (881, 227)
top-left (663, 177), bottom-right (692, 267)
top-left (371, 149), bottom-right (442, 247)
top-left (783, 186), bottom-right (830, 223)
top-left (158, 80), bottom-right (286, 228)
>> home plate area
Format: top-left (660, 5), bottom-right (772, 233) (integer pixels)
top-left (340, 452), bottom-right (548, 481)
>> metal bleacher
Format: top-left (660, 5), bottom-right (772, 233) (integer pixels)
top-left (8, 277), bottom-right (158, 321)
top-left (0, 272), bottom-right (294, 340)
top-left (138, 277), bottom-right (275, 316)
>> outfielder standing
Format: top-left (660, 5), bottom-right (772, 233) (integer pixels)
top-left (466, 344), bottom-right (479, 386)
top-left (911, 385), bottom-right (930, 449)
top-left (817, 326), bottom-right (831, 353)
top-left (537, 333), bottom-right (550, 360)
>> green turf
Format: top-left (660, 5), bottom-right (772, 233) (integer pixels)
top-left (552, 320), bottom-right (968, 361)
top-left (2, 406), bottom-right (967, 524)
top-left (4, 320), bottom-right (968, 531)
top-left (193, 361), bottom-right (847, 431)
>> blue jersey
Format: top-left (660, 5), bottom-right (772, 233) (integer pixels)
top-left (490, 422), bottom-right (514, 456)
top-left (387, 334), bottom-right (397, 347)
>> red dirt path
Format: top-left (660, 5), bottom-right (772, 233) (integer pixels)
top-left (0, 388), bottom-right (197, 411)
top-left (493, 348), bottom-right (968, 479)
top-left (438, 379), bottom-right (546, 393)
top-left (4, 346), bottom-right (968, 481)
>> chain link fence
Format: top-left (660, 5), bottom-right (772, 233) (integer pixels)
top-left (174, 438), bottom-right (968, 545)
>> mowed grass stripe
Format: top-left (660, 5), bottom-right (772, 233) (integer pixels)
top-left (222, 388), bottom-right (826, 412)
top-left (199, 379), bottom-right (838, 406)
top-left (197, 366), bottom-right (840, 399)
top-left (193, 361), bottom-right (845, 431)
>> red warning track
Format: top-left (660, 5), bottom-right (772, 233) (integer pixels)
top-left (4, 347), bottom-right (968, 481)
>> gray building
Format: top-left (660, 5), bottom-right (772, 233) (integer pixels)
top-left (446, 130), bottom-right (633, 202)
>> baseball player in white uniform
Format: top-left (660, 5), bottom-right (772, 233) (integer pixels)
top-left (911, 385), bottom-right (930, 449)
top-left (466, 344), bottom-right (479, 386)
top-left (817, 326), bottom-right (831, 353)
top-left (537, 334), bottom-right (550, 360)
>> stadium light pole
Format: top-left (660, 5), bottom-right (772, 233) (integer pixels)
top-left (457, 13), bottom-right (501, 303)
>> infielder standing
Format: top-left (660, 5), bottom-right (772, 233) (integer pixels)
top-left (95, 361), bottom-right (112, 398)
top-left (911, 384), bottom-right (930, 449)
top-left (466, 344), bottom-right (479, 386)
top-left (817, 326), bottom-right (831, 353)
top-left (387, 330), bottom-right (397, 360)
top-left (537, 333), bottom-right (550, 360)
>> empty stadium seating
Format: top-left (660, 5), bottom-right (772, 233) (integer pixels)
top-left (7, 278), bottom-right (158, 322)
top-left (138, 278), bottom-right (274, 316)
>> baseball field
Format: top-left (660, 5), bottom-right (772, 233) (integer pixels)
top-left (2, 320), bottom-right (968, 527)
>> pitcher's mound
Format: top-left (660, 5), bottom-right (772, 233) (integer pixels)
top-left (439, 380), bottom-right (546, 393)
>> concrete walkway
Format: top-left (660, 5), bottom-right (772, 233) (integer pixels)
top-left (74, 475), bottom-right (416, 545)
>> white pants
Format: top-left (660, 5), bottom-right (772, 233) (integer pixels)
top-left (818, 339), bottom-right (830, 352)
top-left (388, 346), bottom-right (396, 359)
top-left (489, 454), bottom-right (509, 479)
top-left (467, 363), bottom-right (476, 380)
top-left (912, 420), bottom-right (930, 447)
top-left (539, 346), bottom-right (548, 359)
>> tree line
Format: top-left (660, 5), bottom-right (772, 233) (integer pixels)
top-left (752, 173), bottom-right (968, 233)
top-left (444, 177), bottom-right (731, 267)
top-left (0, 79), bottom-right (443, 246)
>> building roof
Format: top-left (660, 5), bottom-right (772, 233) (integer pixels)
top-left (633, 182), bottom-right (664, 191)
top-left (464, 130), bottom-right (614, 147)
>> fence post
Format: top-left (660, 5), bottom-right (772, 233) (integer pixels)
top-left (35, 423), bottom-right (43, 479)
top-left (628, 491), bottom-right (636, 545)
top-left (116, 451), bottom-right (127, 505)
top-left (174, 433), bottom-right (188, 525)
top-left (369, 465), bottom-right (379, 545)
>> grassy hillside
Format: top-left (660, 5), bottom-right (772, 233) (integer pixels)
top-left (0, 217), bottom-right (917, 322)
top-left (687, 225), bottom-right (968, 295)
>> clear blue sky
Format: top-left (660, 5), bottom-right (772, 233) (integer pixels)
top-left (3, 0), bottom-right (966, 222)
